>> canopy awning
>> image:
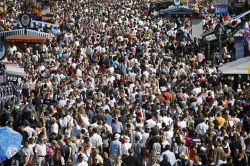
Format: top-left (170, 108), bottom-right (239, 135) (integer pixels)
top-left (218, 56), bottom-right (250, 74)
top-left (5, 64), bottom-right (26, 77)
top-left (0, 29), bottom-right (51, 38)
top-left (6, 35), bottom-right (46, 43)
top-left (161, 6), bottom-right (193, 15)
top-left (200, 29), bottom-right (215, 38)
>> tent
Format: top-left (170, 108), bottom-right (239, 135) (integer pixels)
top-left (161, 6), bottom-right (193, 15)
top-left (218, 56), bottom-right (250, 74)
top-left (5, 64), bottom-right (26, 77)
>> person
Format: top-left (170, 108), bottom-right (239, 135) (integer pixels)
top-left (103, 151), bottom-right (115, 166)
top-left (121, 136), bottom-right (132, 158)
top-left (131, 135), bottom-right (144, 164)
top-left (23, 120), bottom-right (37, 139)
top-left (111, 114), bottom-right (123, 134)
top-left (90, 127), bottom-right (103, 153)
top-left (193, 155), bottom-right (205, 166)
top-left (110, 133), bottom-right (122, 165)
top-left (53, 150), bottom-right (65, 166)
top-left (195, 119), bottom-right (208, 135)
top-left (160, 154), bottom-right (171, 166)
top-left (34, 137), bottom-right (47, 166)
top-left (19, 139), bottom-right (34, 166)
top-left (76, 153), bottom-right (88, 166)
top-left (88, 148), bottom-right (103, 166)
top-left (160, 145), bottom-right (176, 166)
top-left (122, 148), bottom-right (140, 166)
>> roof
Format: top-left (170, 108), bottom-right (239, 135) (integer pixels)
top-left (218, 56), bottom-right (250, 74)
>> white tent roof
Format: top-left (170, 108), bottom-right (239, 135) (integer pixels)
top-left (218, 56), bottom-right (250, 75)
top-left (5, 64), bottom-right (26, 77)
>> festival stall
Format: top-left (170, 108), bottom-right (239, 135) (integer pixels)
top-left (0, 62), bottom-right (25, 112)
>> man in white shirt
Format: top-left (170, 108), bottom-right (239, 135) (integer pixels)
top-left (50, 117), bottom-right (59, 134)
top-left (162, 112), bottom-right (173, 126)
top-left (89, 128), bottom-right (103, 151)
top-left (160, 145), bottom-right (176, 166)
top-left (195, 119), bottom-right (208, 135)
top-left (34, 137), bottom-right (47, 166)
top-left (23, 120), bottom-right (37, 138)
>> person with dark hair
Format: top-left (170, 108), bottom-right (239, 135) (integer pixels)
top-left (103, 151), bottom-right (114, 166)
top-left (19, 139), bottom-right (34, 166)
top-left (90, 127), bottom-right (103, 153)
top-left (122, 148), bottom-right (139, 166)
top-left (160, 145), bottom-right (176, 166)
top-left (160, 154), bottom-right (171, 166)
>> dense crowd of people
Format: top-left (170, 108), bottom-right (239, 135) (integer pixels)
top-left (0, 0), bottom-right (250, 166)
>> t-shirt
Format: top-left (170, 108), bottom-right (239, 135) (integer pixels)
top-left (216, 116), bottom-right (225, 126)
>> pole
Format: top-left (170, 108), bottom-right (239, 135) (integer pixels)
top-left (219, 31), bottom-right (222, 60)
top-left (208, 41), bottom-right (211, 60)
top-left (24, 0), bottom-right (27, 35)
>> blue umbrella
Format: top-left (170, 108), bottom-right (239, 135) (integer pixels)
top-left (0, 127), bottom-right (23, 161)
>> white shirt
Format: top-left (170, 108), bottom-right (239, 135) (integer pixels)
top-left (166, 130), bottom-right (174, 145)
top-left (89, 133), bottom-right (103, 148)
top-left (35, 143), bottom-right (47, 156)
top-left (76, 161), bottom-right (88, 166)
top-left (23, 126), bottom-right (37, 138)
top-left (51, 123), bottom-right (59, 134)
top-left (162, 116), bottom-right (173, 126)
top-left (192, 87), bottom-right (202, 96)
top-left (146, 119), bottom-right (156, 128)
top-left (122, 142), bottom-right (132, 155)
top-left (195, 122), bottom-right (208, 135)
top-left (160, 150), bottom-right (176, 166)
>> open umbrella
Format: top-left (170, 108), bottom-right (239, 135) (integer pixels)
top-left (0, 126), bottom-right (23, 161)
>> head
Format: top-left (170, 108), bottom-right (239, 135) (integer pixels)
top-left (128, 148), bottom-right (134, 156)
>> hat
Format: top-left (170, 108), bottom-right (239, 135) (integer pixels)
top-left (114, 133), bottom-right (120, 139)
top-left (124, 136), bottom-right (130, 142)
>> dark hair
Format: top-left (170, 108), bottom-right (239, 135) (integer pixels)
top-left (165, 145), bottom-right (170, 150)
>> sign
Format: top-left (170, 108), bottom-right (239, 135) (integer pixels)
top-left (174, 0), bottom-right (181, 6)
top-left (0, 43), bottom-right (6, 60)
top-left (19, 13), bottom-right (31, 28)
top-left (205, 34), bottom-right (217, 41)
top-left (213, 0), bottom-right (228, 5)
top-left (214, 6), bottom-right (228, 14)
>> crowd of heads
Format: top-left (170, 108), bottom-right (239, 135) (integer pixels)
top-left (0, 0), bottom-right (250, 166)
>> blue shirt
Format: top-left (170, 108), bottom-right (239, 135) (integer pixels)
top-left (104, 114), bottom-right (113, 125)
top-left (111, 121), bottom-right (123, 134)
top-left (110, 139), bottom-right (122, 156)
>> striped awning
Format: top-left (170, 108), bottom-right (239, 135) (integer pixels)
top-left (0, 29), bottom-right (51, 38)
